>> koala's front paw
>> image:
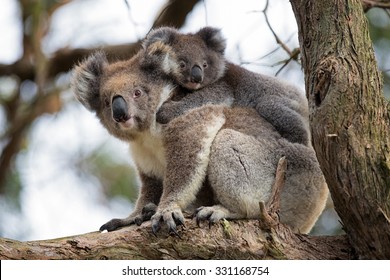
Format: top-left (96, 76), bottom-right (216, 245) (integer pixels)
top-left (156, 104), bottom-right (174, 124)
top-left (151, 204), bottom-right (185, 237)
top-left (156, 101), bottom-right (182, 124)
top-left (100, 203), bottom-right (158, 232)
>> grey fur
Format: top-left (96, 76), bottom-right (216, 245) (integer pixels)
top-left (144, 27), bottom-right (310, 145)
top-left (71, 48), bottom-right (328, 235)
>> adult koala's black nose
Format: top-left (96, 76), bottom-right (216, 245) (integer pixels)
top-left (191, 65), bottom-right (203, 83)
top-left (112, 96), bottom-right (129, 122)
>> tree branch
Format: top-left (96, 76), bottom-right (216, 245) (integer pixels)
top-left (262, 0), bottom-right (293, 57)
top-left (151, 0), bottom-right (200, 29)
top-left (267, 156), bottom-right (287, 212)
top-left (362, 0), bottom-right (390, 11)
top-left (260, 0), bottom-right (300, 75)
top-left (0, 220), bottom-right (353, 260)
top-left (259, 156), bottom-right (287, 230)
top-left (0, 0), bottom-right (201, 81)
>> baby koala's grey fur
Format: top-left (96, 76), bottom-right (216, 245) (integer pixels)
top-left (143, 26), bottom-right (311, 146)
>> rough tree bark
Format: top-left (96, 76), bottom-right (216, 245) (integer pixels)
top-left (290, 0), bottom-right (390, 259)
top-left (0, 220), bottom-right (352, 260)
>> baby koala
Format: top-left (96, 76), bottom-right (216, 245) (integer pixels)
top-left (143, 26), bottom-right (311, 146)
top-left (72, 46), bottom-right (328, 235)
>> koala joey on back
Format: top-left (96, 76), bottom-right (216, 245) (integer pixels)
top-left (72, 47), bottom-right (328, 235)
top-left (143, 26), bottom-right (311, 146)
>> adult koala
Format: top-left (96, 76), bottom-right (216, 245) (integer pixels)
top-left (71, 44), bottom-right (328, 235)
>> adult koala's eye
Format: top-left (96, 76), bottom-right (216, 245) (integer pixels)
top-left (179, 61), bottom-right (186, 69)
top-left (134, 89), bottom-right (142, 98)
top-left (203, 61), bottom-right (208, 68)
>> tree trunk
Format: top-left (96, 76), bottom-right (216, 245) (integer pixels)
top-left (290, 0), bottom-right (390, 259)
top-left (0, 219), bottom-right (352, 260)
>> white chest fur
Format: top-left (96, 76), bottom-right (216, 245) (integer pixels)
top-left (129, 127), bottom-right (166, 179)
top-left (129, 84), bottom-right (174, 179)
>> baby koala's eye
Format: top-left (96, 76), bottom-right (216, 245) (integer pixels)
top-left (179, 61), bottom-right (186, 69)
top-left (203, 61), bottom-right (208, 68)
top-left (134, 89), bottom-right (142, 98)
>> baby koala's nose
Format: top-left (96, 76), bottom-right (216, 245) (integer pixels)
top-left (191, 65), bottom-right (203, 83)
top-left (112, 96), bottom-right (130, 123)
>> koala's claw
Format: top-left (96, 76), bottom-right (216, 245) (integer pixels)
top-left (151, 217), bottom-right (162, 236)
top-left (151, 216), bottom-right (181, 238)
top-left (194, 206), bottom-right (211, 227)
top-left (150, 205), bottom-right (185, 237)
top-left (169, 226), bottom-right (182, 239)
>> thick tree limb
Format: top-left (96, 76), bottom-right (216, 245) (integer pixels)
top-left (362, 0), bottom-right (390, 11)
top-left (0, 220), bottom-right (353, 260)
top-left (291, 0), bottom-right (390, 259)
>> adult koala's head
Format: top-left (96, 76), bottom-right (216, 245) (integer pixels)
top-left (71, 50), bottom-right (174, 141)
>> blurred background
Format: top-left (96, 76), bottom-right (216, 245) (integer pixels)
top-left (0, 0), bottom-right (389, 241)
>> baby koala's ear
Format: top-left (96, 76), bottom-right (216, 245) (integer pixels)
top-left (71, 51), bottom-right (108, 112)
top-left (142, 27), bottom-right (179, 49)
top-left (196, 27), bottom-right (226, 54)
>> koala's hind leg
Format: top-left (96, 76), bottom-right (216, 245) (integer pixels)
top-left (275, 141), bottom-right (329, 234)
top-left (151, 105), bottom-right (226, 235)
top-left (100, 173), bottom-right (162, 232)
top-left (204, 128), bottom-right (328, 234)
top-left (202, 128), bottom-right (277, 223)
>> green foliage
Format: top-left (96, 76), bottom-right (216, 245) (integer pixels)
top-left (2, 167), bottom-right (22, 208)
top-left (366, 8), bottom-right (390, 99)
top-left (79, 145), bottom-right (139, 203)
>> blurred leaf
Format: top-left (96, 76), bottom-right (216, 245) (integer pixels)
top-left (79, 145), bottom-right (139, 203)
top-left (2, 167), bottom-right (23, 208)
top-left (366, 8), bottom-right (390, 99)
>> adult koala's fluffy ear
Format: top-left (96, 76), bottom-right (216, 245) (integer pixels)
top-left (141, 41), bottom-right (180, 77)
top-left (71, 51), bottom-right (107, 112)
top-left (196, 27), bottom-right (226, 54)
top-left (142, 27), bottom-right (179, 49)
top-left (141, 28), bottom-right (180, 76)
